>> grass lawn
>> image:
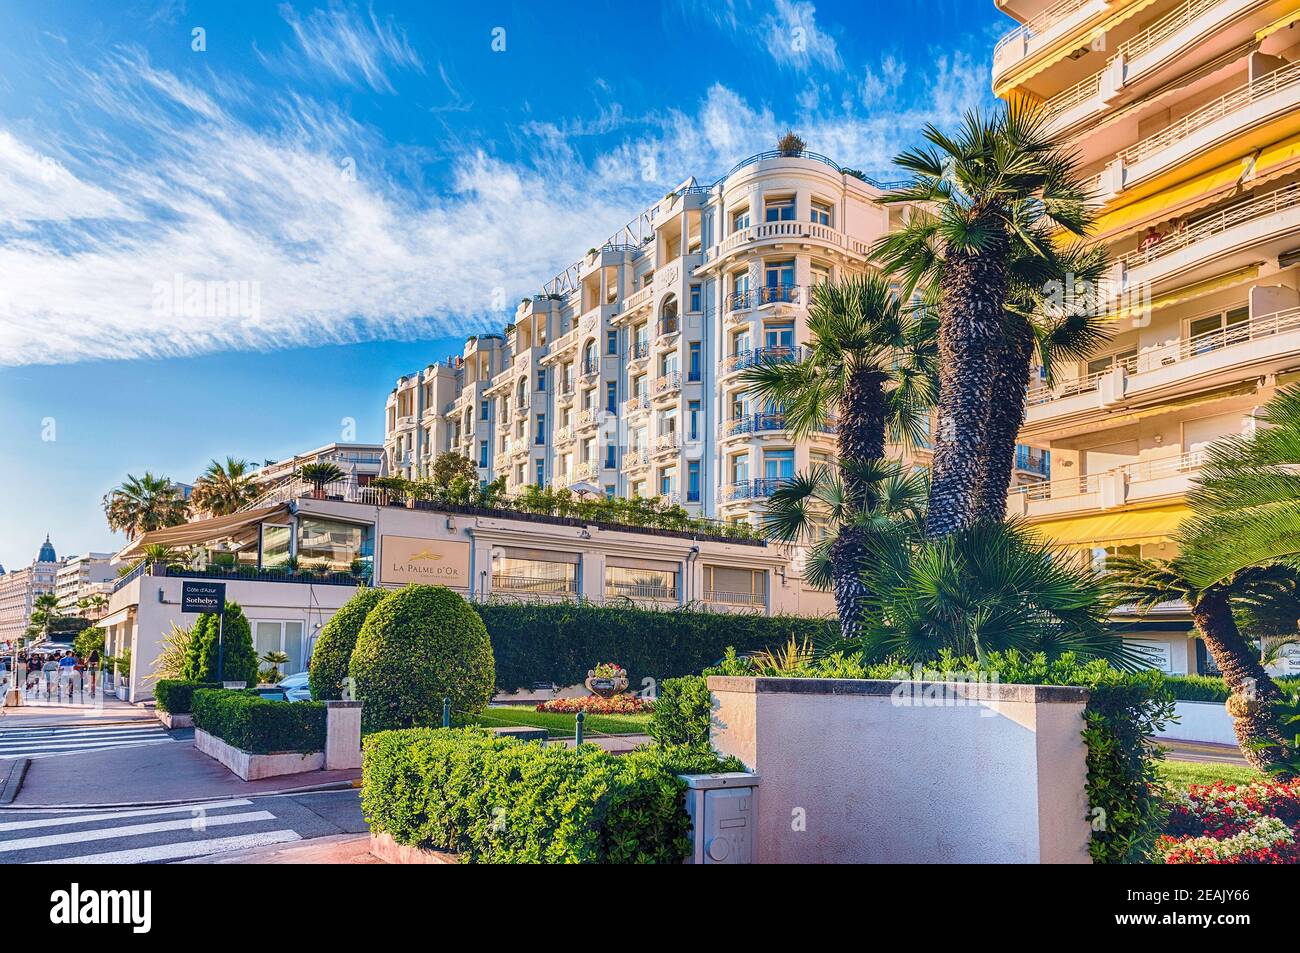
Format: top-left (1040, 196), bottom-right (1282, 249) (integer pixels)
top-left (1157, 759), bottom-right (1264, 791)
top-left (468, 707), bottom-right (652, 739)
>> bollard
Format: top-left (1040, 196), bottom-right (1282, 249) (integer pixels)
top-left (442, 697), bottom-right (451, 728)
top-left (575, 711), bottom-right (584, 746)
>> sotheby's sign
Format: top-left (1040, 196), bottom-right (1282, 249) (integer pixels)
top-left (378, 535), bottom-right (470, 586)
top-left (181, 581), bottom-right (226, 614)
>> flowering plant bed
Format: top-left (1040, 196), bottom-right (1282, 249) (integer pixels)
top-left (537, 693), bottom-right (653, 715)
top-left (1159, 780), bottom-right (1300, 863)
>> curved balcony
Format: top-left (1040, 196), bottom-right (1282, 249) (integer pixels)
top-left (721, 477), bottom-right (786, 502)
top-left (720, 412), bottom-right (789, 439)
top-left (623, 449), bottom-right (650, 471)
top-left (651, 371), bottom-right (681, 401)
top-left (580, 357), bottom-right (601, 382)
top-left (652, 432), bottom-right (681, 456)
top-left (721, 345), bottom-right (803, 377)
top-left (575, 408), bottom-right (600, 432)
top-left (628, 340), bottom-right (651, 367)
top-left (552, 425), bottom-right (575, 447)
top-left (657, 316), bottom-right (680, 339)
top-left (992, 0), bottom-right (1107, 84)
top-left (726, 284), bottom-right (804, 313)
top-left (623, 394), bottom-right (650, 415)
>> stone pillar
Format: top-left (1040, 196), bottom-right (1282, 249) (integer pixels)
top-left (325, 700), bottom-right (363, 770)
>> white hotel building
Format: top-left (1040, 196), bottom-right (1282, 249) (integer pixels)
top-left (384, 150), bottom-right (1002, 524)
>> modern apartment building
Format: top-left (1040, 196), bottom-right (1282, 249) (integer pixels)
top-left (254, 443), bottom-right (385, 490)
top-left (54, 552), bottom-right (117, 616)
top-left (0, 536), bottom-right (63, 644)
top-left (385, 149), bottom-right (1052, 526)
top-left (993, 0), bottom-right (1300, 672)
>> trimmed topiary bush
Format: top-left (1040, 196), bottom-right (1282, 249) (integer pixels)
top-left (309, 587), bottom-right (389, 700)
top-left (350, 585), bottom-right (495, 732)
top-left (180, 601), bottom-right (259, 686)
top-left (154, 679), bottom-right (221, 715)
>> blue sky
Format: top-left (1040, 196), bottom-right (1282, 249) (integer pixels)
top-left (0, 0), bottom-right (1010, 569)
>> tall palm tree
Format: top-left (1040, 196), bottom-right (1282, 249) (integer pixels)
top-left (970, 243), bottom-right (1110, 523)
top-left (739, 274), bottom-right (937, 635)
top-left (191, 457), bottom-right (259, 516)
top-left (876, 103), bottom-right (1092, 538)
top-left (103, 472), bottom-right (189, 540)
top-left (1106, 556), bottom-right (1294, 773)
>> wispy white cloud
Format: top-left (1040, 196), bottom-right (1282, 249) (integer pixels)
top-left (0, 28), bottom-right (992, 367)
top-left (268, 1), bottom-right (424, 93)
top-left (761, 0), bottom-right (842, 72)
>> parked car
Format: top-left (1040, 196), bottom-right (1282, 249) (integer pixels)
top-left (255, 671), bottom-right (312, 703)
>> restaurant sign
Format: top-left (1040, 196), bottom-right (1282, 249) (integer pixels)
top-left (378, 535), bottom-right (471, 587)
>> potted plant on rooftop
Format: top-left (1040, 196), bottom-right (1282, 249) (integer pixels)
top-left (777, 131), bottom-right (806, 157)
top-left (296, 462), bottom-right (345, 500)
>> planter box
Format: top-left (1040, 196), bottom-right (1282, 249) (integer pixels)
top-left (156, 710), bottom-right (192, 730)
top-left (194, 728), bottom-right (323, 781)
top-left (1155, 700), bottom-right (1237, 746)
top-left (368, 832), bottom-right (458, 865)
top-left (708, 676), bottom-right (1092, 864)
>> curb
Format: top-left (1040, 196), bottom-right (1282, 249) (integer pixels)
top-left (0, 777), bottom-right (359, 811)
top-left (0, 758), bottom-right (29, 804)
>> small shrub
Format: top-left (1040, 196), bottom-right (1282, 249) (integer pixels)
top-left (191, 688), bottom-right (326, 754)
top-left (361, 728), bottom-right (742, 863)
top-left (350, 585), bottom-right (496, 733)
top-left (154, 679), bottom-right (221, 715)
top-left (649, 677), bottom-right (712, 747)
top-left (308, 587), bottom-right (389, 701)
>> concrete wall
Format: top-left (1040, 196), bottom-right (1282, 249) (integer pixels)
top-left (1154, 699), bottom-right (1237, 746)
top-left (709, 676), bottom-right (1092, 864)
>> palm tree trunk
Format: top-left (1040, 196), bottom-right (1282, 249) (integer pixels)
top-left (1192, 587), bottom-right (1291, 773)
top-left (972, 319), bottom-right (1034, 524)
top-left (831, 366), bottom-right (888, 638)
top-left (926, 241), bottom-right (1009, 538)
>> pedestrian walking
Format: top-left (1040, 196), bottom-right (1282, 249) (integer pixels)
top-left (58, 651), bottom-right (78, 701)
top-left (87, 649), bottom-right (100, 696)
top-left (42, 655), bottom-right (59, 700)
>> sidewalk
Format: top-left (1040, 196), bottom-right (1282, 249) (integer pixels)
top-left (181, 832), bottom-right (380, 864)
top-left (0, 690), bottom-right (151, 729)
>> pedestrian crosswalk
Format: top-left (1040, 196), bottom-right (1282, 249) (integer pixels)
top-left (0, 721), bottom-right (177, 760)
top-left (0, 798), bottom-right (302, 864)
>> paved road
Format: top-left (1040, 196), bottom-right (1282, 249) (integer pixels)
top-left (0, 790), bottom-right (365, 864)
top-left (0, 721), bottom-right (177, 760)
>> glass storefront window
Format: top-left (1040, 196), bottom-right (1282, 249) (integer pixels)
top-left (261, 524), bottom-right (291, 568)
top-left (296, 517), bottom-right (373, 572)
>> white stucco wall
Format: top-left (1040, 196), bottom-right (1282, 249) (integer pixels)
top-left (1154, 699), bottom-right (1238, 746)
top-left (709, 676), bottom-right (1092, 864)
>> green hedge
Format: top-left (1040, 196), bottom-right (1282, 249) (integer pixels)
top-left (1163, 673), bottom-right (1300, 702)
top-left (154, 680), bottom-right (221, 714)
top-left (474, 600), bottom-right (835, 692)
top-left (191, 688), bottom-right (326, 754)
top-left (361, 728), bottom-right (742, 863)
top-left (309, 587), bottom-right (390, 701)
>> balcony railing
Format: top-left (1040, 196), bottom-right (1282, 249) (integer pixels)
top-left (721, 412), bottom-right (789, 437)
top-left (605, 581), bottom-right (678, 601)
top-left (623, 449), bottom-right (650, 469)
top-left (575, 408), bottom-right (599, 429)
top-left (657, 316), bottom-right (680, 337)
top-left (722, 345), bottom-right (803, 374)
top-left (1044, 71), bottom-right (1102, 119)
top-left (1028, 305), bottom-right (1300, 405)
top-left (581, 358), bottom-right (600, 380)
top-left (1008, 451), bottom-right (1205, 503)
top-left (624, 394), bottom-right (650, 414)
top-left (704, 588), bottom-right (765, 607)
top-left (993, 0), bottom-right (1094, 61)
top-left (1115, 0), bottom-right (1219, 62)
top-left (1118, 62), bottom-right (1300, 168)
top-left (654, 432), bottom-right (681, 453)
top-left (1118, 182), bottom-right (1300, 270)
top-left (623, 284), bottom-right (654, 313)
top-left (492, 573), bottom-right (577, 595)
top-left (726, 284), bottom-right (803, 311)
top-left (722, 477), bottom-right (786, 501)
top-left (652, 371), bottom-right (681, 396)
top-left (553, 426), bottom-right (574, 445)
top-left (629, 340), bottom-right (650, 361)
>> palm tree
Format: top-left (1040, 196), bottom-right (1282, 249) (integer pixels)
top-left (103, 472), bottom-right (189, 540)
top-left (860, 521), bottom-right (1131, 665)
top-left (191, 457), bottom-right (259, 516)
top-left (296, 462), bottom-right (346, 499)
top-left (739, 275), bottom-right (937, 635)
top-left (762, 460), bottom-right (928, 637)
top-left (1106, 555), bottom-right (1294, 773)
top-left (876, 103), bottom-right (1092, 537)
top-left (31, 591), bottom-right (61, 641)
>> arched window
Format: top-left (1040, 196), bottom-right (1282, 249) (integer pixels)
top-left (516, 377), bottom-right (527, 409)
top-left (582, 341), bottom-right (597, 374)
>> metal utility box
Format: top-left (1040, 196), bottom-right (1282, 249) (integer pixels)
top-left (679, 772), bottom-right (759, 864)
